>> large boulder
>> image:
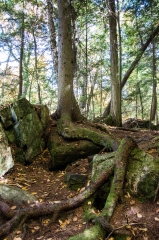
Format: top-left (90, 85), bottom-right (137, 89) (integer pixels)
top-left (14, 110), bottom-right (45, 162)
top-left (0, 123), bottom-right (14, 177)
top-left (36, 104), bottom-right (50, 129)
top-left (0, 105), bottom-right (13, 128)
top-left (11, 97), bottom-right (34, 122)
top-left (0, 98), bottom-right (50, 164)
top-left (0, 184), bottom-right (37, 204)
top-left (126, 148), bottom-right (159, 200)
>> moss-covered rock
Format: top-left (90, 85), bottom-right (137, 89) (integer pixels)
top-left (0, 184), bottom-right (37, 204)
top-left (11, 98), bottom-right (34, 121)
top-left (14, 111), bottom-right (43, 147)
top-left (40, 105), bottom-right (50, 129)
top-left (0, 105), bottom-right (13, 128)
top-left (14, 110), bottom-right (45, 163)
top-left (126, 148), bottom-right (159, 199)
top-left (13, 148), bottom-right (26, 165)
top-left (25, 138), bottom-right (45, 162)
top-left (4, 128), bottom-right (16, 143)
top-left (69, 224), bottom-right (105, 240)
top-left (0, 98), bottom-right (49, 164)
top-left (0, 123), bottom-right (14, 177)
top-left (64, 173), bottom-right (88, 190)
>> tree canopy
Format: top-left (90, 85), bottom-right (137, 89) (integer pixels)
top-left (0, 0), bottom-right (159, 122)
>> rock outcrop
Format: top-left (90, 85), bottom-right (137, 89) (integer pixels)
top-left (0, 123), bottom-right (14, 177)
top-left (0, 98), bottom-right (50, 167)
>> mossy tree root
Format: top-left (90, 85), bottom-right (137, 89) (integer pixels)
top-left (69, 137), bottom-right (137, 240)
top-left (57, 119), bottom-right (119, 151)
top-left (0, 137), bottom-right (136, 239)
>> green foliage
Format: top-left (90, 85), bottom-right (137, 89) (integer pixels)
top-left (0, 0), bottom-right (159, 120)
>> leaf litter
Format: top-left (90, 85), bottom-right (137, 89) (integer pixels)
top-left (1, 127), bottom-right (159, 239)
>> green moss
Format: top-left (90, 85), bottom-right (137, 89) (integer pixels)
top-left (5, 129), bottom-right (16, 143)
top-left (137, 172), bottom-right (159, 200)
top-left (57, 118), bottom-right (117, 150)
top-left (69, 225), bottom-right (105, 240)
top-left (113, 235), bottom-right (129, 240)
top-left (126, 147), bottom-right (159, 200)
top-left (103, 114), bottom-right (116, 126)
top-left (82, 198), bottom-right (97, 222)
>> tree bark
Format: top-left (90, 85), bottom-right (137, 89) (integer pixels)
top-left (18, 4), bottom-right (25, 99)
top-left (46, 0), bottom-right (58, 80)
top-left (150, 38), bottom-right (157, 124)
top-left (56, 0), bottom-right (82, 121)
top-left (33, 29), bottom-right (41, 104)
top-left (108, 0), bottom-right (122, 126)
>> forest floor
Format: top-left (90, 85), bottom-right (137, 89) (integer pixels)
top-left (1, 126), bottom-right (159, 240)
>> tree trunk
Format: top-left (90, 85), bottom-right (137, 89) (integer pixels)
top-left (56, 0), bottom-right (82, 121)
top-left (46, 0), bottom-right (58, 80)
top-left (121, 24), bottom-right (159, 89)
top-left (104, 23), bottom-right (159, 117)
top-left (18, 5), bottom-right (25, 99)
top-left (150, 39), bottom-right (157, 124)
top-left (107, 0), bottom-right (121, 126)
top-left (33, 30), bottom-right (41, 104)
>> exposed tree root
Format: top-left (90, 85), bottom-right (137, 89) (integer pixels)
top-left (0, 136), bottom-right (136, 239)
top-left (69, 137), bottom-right (137, 240)
top-left (115, 126), bottom-right (140, 132)
top-left (105, 222), bottom-right (146, 240)
top-left (57, 119), bottom-right (119, 151)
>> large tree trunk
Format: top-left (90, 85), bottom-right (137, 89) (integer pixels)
top-left (56, 0), bottom-right (82, 121)
top-left (108, 0), bottom-right (122, 127)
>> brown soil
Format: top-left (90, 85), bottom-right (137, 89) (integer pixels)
top-left (1, 126), bottom-right (159, 240)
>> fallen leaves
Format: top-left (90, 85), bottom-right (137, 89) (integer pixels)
top-left (73, 216), bottom-right (78, 222)
top-left (59, 219), bottom-right (70, 229)
top-left (154, 217), bottom-right (159, 221)
top-left (1, 131), bottom-right (158, 240)
top-left (137, 213), bottom-right (142, 218)
top-left (11, 205), bottom-right (17, 210)
top-left (34, 226), bottom-right (40, 230)
top-left (42, 219), bottom-right (50, 225)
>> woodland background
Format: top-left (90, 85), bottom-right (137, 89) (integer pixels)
top-left (0, 0), bottom-right (158, 122)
